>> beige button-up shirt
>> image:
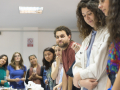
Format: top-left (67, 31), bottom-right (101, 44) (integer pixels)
top-left (72, 27), bottom-right (109, 90)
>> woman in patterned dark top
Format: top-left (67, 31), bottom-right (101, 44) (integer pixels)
top-left (42, 47), bottom-right (55, 90)
top-left (98, 0), bottom-right (120, 90)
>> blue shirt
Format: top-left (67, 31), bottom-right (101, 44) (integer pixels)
top-left (83, 30), bottom-right (96, 90)
top-left (7, 65), bottom-right (27, 89)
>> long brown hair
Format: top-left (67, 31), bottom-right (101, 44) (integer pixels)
top-left (9, 52), bottom-right (25, 70)
top-left (77, 0), bottom-right (106, 39)
top-left (106, 0), bottom-right (120, 44)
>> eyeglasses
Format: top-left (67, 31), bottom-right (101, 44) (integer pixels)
top-left (14, 55), bottom-right (20, 57)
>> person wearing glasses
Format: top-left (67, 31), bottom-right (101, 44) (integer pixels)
top-left (6, 52), bottom-right (27, 90)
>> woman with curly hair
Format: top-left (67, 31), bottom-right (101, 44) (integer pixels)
top-left (6, 52), bottom-right (27, 90)
top-left (98, 0), bottom-right (120, 90)
top-left (72, 0), bottom-right (109, 90)
top-left (42, 47), bottom-right (55, 90)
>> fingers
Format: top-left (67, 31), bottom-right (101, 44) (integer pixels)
top-left (53, 87), bottom-right (57, 90)
top-left (56, 56), bottom-right (61, 63)
top-left (45, 79), bottom-right (48, 84)
top-left (71, 42), bottom-right (81, 53)
top-left (16, 78), bottom-right (20, 82)
top-left (92, 81), bottom-right (98, 89)
top-left (92, 81), bottom-right (98, 85)
top-left (71, 43), bottom-right (77, 49)
top-left (89, 79), bottom-right (97, 82)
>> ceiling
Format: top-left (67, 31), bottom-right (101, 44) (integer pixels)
top-left (0, 0), bottom-right (81, 30)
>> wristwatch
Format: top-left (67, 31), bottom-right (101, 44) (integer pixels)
top-left (78, 79), bottom-right (81, 87)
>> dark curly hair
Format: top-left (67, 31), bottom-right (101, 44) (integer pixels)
top-left (54, 26), bottom-right (72, 39)
top-left (42, 47), bottom-right (55, 70)
top-left (106, 0), bottom-right (120, 44)
top-left (77, 0), bottom-right (106, 39)
top-left (0, 54), bottom-right (8, 70)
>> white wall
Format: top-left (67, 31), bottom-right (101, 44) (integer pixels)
top-left (0, 31), bottom-right (22, 61)
top-left (22, 32), bottom-right (39, 68)
top-left (0, 30), bottom-right (82, 69)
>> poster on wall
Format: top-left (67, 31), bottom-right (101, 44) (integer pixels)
top-left (27, 38), bottom-right (33, 47)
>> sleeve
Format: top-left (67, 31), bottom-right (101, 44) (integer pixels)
top-left (43, 69), bottom-right (47, 84)
top-left (73, 33), bottom-right (109, 80)
top-left (24, 66), bottom-right (27, 72)
top-left (7, 65), bottom-right (10, 71)
top-left (0, 80), bottom-right (1, 84)
top-left (72, 45), bottom-right (83, 76)
top-left (40, 66), bottom-right (44, 77)
top-left (68, 49), bottom-right (75, 68)
top-left (25, 69), bottom-right (30, 84)
top-left (4, 82), bottom-right (9, 87)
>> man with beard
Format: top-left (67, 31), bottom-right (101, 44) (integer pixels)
top-left (54, 26), bottom-right (80, 90)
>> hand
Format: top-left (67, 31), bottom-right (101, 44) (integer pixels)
top-left (34, 74), bottom-right (39, 78)
top-left (73, 72), bottom-right (81, 88)
top-left (45, 79), bottom-right (48, 85)
top-left (80, 79), bottom-right (98, 90)
top-left (53, 85), bottom-right (60, 90)
top-left (15, 78), bottom-right (20, 82)
top-left (29, 73), bottom-right (36, 80)
top-left (1, 80), bottom-right (7, 85)
top-left (71, 42), bottom-right (81, 53)
top-left (21, 78), bottom-right (25, 81)
top-left (56, 56), bottom-right (61, 66)
top-left (31, 73), bottom-right (36, 77)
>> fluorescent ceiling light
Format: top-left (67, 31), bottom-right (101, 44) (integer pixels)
top-left (19, 6), bottom-right (43, 14)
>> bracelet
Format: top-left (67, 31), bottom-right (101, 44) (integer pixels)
top-left (78, 79), bottom-right (81, 87)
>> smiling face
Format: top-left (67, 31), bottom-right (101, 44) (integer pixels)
top-left (81, 7), bottom-right (96, 28)
top-left (56, 30), bottom-right (71, 49)
top-left (2, 56), bottom-right (7, 65)
top-left (14, 53), bottom-right (21, 62)
top-left (29, 56), bottom-right (37, 66)
top-left (0, 56), bottom-right (7, 66)
top-left (98, 0), bottom-right (109, 16)
top-left (44, 51), bottom-right (54, 63)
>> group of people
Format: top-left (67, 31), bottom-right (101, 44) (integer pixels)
top-left (0, 0), bottom-right (120, 90)
top-left (0, 48), bottom-right (62, 90)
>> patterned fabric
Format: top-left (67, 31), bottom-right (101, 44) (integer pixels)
top-left (107, 39), bottom-right (120, 74)
top-left (44, 67), bottom-right (55, 90)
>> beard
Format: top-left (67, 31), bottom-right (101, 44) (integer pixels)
top-left (58, 42), bottom-right (68, 48)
